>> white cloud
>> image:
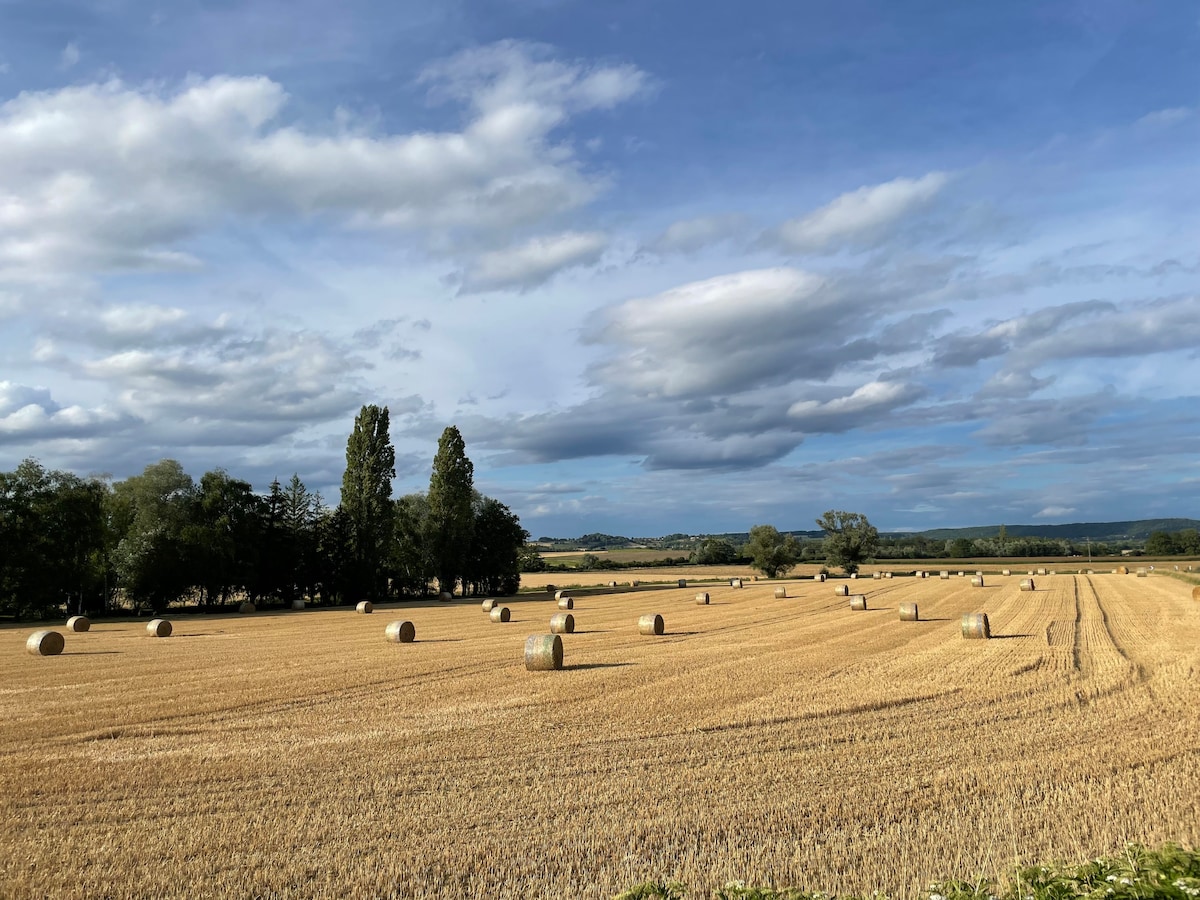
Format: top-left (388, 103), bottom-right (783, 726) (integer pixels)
top-left (642, 214), bottom-right (748, 254)
top-left (0, 43), bottom-right (648, 285)
top-left (787, 380), bottom-right (925, 431)
top-left (1135, 107), bottom-right (1192, 128)
top-left (775, 172), bottom-right (950, 253)
top-left (1034, 506), bottom-right (1076, 519)
top-left (60, 42), bottom-right (81, 69)
top-left (460, 230), bottom-right (609, 292)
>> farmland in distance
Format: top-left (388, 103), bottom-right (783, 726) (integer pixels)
top-left (2, 572), bottom-right (1199, 898)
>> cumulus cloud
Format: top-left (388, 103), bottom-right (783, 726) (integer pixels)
top-left (589, 267), bottom-right (866, 398)
top-left (773, 172), bottom-right (950, 253)
top-left (0, 42), bottom-right (648, 284)
top-left (787, 380), bottom-right (925, 432)
top-left (460, 230), bottom-right (608, 292)
top-left (0, 380), bottom-right (130, 443)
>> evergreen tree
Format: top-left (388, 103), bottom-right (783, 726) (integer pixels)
top-left (340, 405), bottom-right (396, 600)
top-left (426, 425), bottom-right (474, 595)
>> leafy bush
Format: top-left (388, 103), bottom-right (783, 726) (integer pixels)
top-left (616, 845), bottom-right (1200, 900)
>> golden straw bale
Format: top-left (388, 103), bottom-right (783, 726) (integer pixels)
top-left (774, 587), bottom-right (787, 598)
top-left (556, 597), bottom-right (574, 610)
top-left (1020, 578), bottom-right (1035, 591)
top-left (899, 602), bottom-right (919, 622)
top-left (238, 602), bottom-right (255, 614)
top-left (524, 634), bottom-right (563, 671)
top-left (146, 618), bottom-right (172, 637)
top-left (385, 620), bottom-right (416, 643)
top-left (66, 616), bottom-right (90, 632)
top-left (637, 614), bottom-right (664, 635)
top-left (26, 630), bottom-right (65, 656)
top-left (549, 613), bottom-right (574, 634)
top-left (849, 594), bottom-right (867, 611)
top-left (356, 601), bottom-right (373, 614)
top-left (695, 592), bottom-right (710, 605)
top-left (489, 607), bottom-right (511, 623)
top-left (835, 584), bottom-right (849, 596)
top-left (961, 613), bottom-right (990, 639)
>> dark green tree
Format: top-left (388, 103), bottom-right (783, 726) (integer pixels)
top-left (109, 459), bottom-right (196, 613)
top-left (518, 544), bottom-right (547, 572)
top-left (426, 425), bottom-right (475, 595)
top-left (817, 510), bottom-right (879, 575)
top-left (463, 495), bottom-right (526, 596)
top-left (391, 492), bottom-right (434, 596)
top-left (1145, 531), bottom-right (1179, 556)
top-left (690, 538), bottom-right (738, 565)
top-left (186, 469), bottom-right (264, 608)
top-left (745, 525), bottom-right (800, 578)
top-left (340, 405), bottom-right (395, 600)
top-left (0, 460), bottom-right (109, 619)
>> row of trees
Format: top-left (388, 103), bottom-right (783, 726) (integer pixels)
top-left (738, 511), bottom-right (880, 578)
top-left (1144, 530), bottom-right (1200, 556)
top-left (0, 408), bottom-right (527, 620)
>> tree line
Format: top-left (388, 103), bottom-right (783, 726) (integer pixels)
top-left (0, 407), bottom-right (527, 621)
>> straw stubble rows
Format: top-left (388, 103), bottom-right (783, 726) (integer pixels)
top-left (2, 573), bottom-right (1199, 899)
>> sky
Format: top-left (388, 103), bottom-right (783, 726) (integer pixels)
top-left (1, 0), bottom-right (1198, 538)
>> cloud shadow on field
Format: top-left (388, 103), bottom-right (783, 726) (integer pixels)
top-left (565, 662), bottom-right (634, 671)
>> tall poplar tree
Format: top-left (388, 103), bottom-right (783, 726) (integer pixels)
top-left (341, 405), bottom-right (395, 600)
top-left (426, 425), bottom-right (474, 595)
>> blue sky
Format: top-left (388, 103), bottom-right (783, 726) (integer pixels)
top-left (1, 0), bottom-right (1198, 537)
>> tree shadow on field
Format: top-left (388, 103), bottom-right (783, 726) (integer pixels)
top-left (565, 662), bottom-right (634, 671)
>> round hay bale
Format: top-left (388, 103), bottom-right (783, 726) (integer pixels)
top-left (695, 592), bottom-right (710, 605)
top-left (524, 634), bottom-right (563, 671)
top-left (752, 575), bottom-right (760, 581)
top-left (385, 620), bottom-right (416, 643)
top-left (637, 614), bottom-right (664, 635)
top-left (849, 594), bottom-right (867, 611)
top-left (238, 601), bottom-right (256, 614)
top-left (1001, 569), bottom-right (1011, 576)
top-left (677, 579), bottom-right (687, 588)
top-left (439, 591), bottom-right (453, 602)
top-left (774, 587), bottom-right (787, 599)
top-left (26, 630), bottom-right (65, 656)
top-left (146, 618), bottom-right (172, 637)
top-left (1117, 566), bottom-right (1129, 575)
top-left (850, 573), bottom-right (858, 580)
top-left (554, 590), bottom-right (568, 601)
top-left (66, 616), bottom-right (90, 633)
top-left (1036, 568), bottom-right (1048, 576)
top-left (629, 580), bottom-right (639, 587)
top-left (1020, 578), bottom-right (1035, 592)
top-left (884, 572), bottom-right (893, 579)
top-left (1192, 586), bottom-right (1200, 601)
top-left (1136, 567), bottom-right (1147, 578)
top-left (549, 613), bottom-right (575, 634)
top-left (939, 571), bottom-right (950, 579)
top-left (292, 600), bottom-right (305, 610)
top-left (835, 584), bottom-right (849, 596)
top-left (899, 602), bottom-right (919, 622)
top-left (970, 576), bottom-right (984, 587)
top-left (1049, 570), bottom-right (1057, 576)
top-left (609, 581), bottom-right (618, 588)
top-left (482, 598), bottom-right (500, 612)
top-left (556, 597), bottom-right (574, 610)
top-left (356, 601), bottom-right (373, 614)
top-left (872, 572), bottom-right (882, 579)
top-left (1087, 569), bottom-right (1095, 575)
top-left (816, 573), bottom-right (826, 582)
top-left (961, 613), bottom-right (990, 639)
top-left (730, 578), bottom-right (743, 588)
top-left (958, 571), bottom-right (965, 577)
top-left (489, 606), bottom-right (511, 623)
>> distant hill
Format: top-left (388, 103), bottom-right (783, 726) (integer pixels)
top-left (537, 519), bottom-right (1200, 549)
top-left (909, 519), bottom-right (1200, 543)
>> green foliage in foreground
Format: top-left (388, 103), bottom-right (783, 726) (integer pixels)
top-left (614, 845), bottom-right (1200, 900)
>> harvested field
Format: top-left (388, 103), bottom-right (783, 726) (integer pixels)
top-left (2, 573), bottom-right (1200, 899)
